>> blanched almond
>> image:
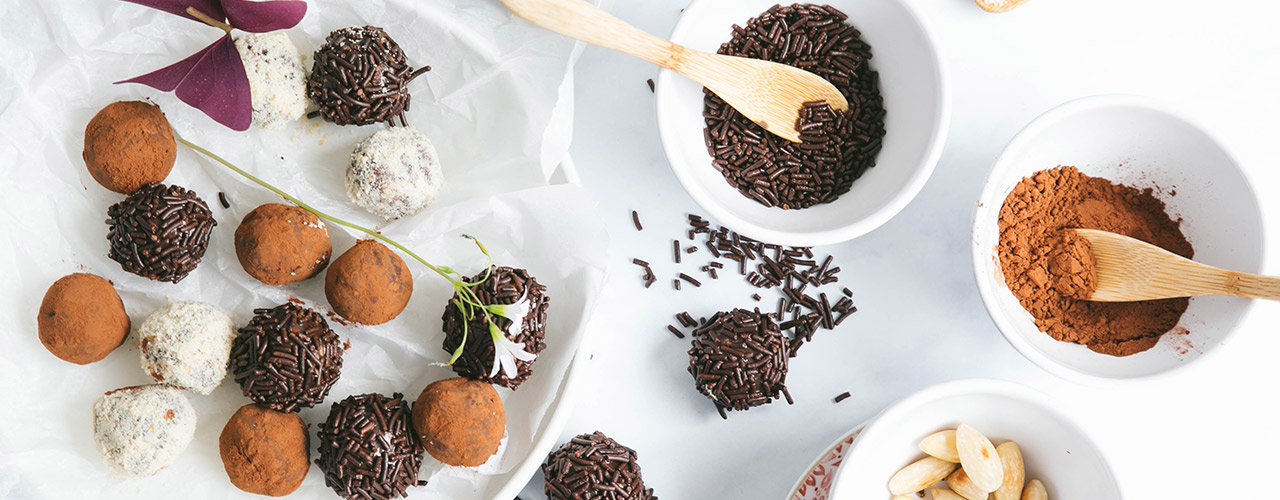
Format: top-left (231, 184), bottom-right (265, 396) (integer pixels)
top-left (920, 430), bottom-right (961, 463)
top-left (889, 456), bottom-right (957, 495)
top-left (1021, 479), bottom-right (1047, 500)
top-left (930, 488), bottom-right (969, 500)
top-left (994, 441), bottom-right (1025, 500)
top-left (955, 424), bottom-right (1004, 492)
top-left (947, 467), bottom-right (992, 500)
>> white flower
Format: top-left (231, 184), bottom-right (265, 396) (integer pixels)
top-left (489, 321), bottom-right (537, 379)
top-left (486, 289), bottom-right (531, 335)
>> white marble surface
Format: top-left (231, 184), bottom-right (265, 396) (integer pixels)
top-left (523, 0), bottom-right (1280, 498)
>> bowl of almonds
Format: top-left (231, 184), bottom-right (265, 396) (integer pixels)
top-left (824, 379), bottom-right (1120, 500)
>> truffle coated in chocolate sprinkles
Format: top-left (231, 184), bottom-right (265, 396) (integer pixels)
top-left (441, 266), bottom-right (549, 390)
top-left (307, 26), bottom-right (429, 127)
top-left (703, 4), bottom-right (885, 209)
top-left (688, 308), bottom-right (791, 419)
top-left (105, 182), bottom-right (216, 283)
top-left (316, 393), bottom-right (423, 500)
top-left (230, 303), bottom-right (344, 412)
top-left (542, 432), bottom-right (656, 500)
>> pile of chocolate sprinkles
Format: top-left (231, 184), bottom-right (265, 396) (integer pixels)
top-left (442, 266), bottom-right (549, 390)
top-left (230, 303), bottom-right (345, 412)
top-left (542, 432), bottom-right (657, 500)
top-left (105, 182), bottom-right (216, 283)
top-left (704, 3), bottom-right (886, 209)
top-left (688, 308), bottom-right (792, 419)
top-left (307, 26), bottom-right (430, 127)
top-left (316, 393), bottom-right (424, 500)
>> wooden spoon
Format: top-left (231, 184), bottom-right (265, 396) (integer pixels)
top-left (975, 0), bottom-right (1030, 13)
top-left (1070, 228), bottom-right (1280, 302)
top-left (499, 0), bottom-right (848, 143)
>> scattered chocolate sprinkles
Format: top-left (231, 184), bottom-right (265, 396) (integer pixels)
top-left (230, 303), bottom-right (345, 412)
top-left (834, 391), bottom-right (851, 403)
top-left (442, 266), bottom-right (549, 390)
top-left (703, 4), bottom-right (886, 209)
top-left (105, 182), bottom-right (216, 283)
top-left (646, 79), bottom-right (655, 93)
top-left (688, 308), bottom-right (791, 419)
top-left (316, 393), bottom-right (423, 500)
top-left (307, 26), bottom-right (429, 127)
top-left (543, 432), bottom-right (657, 500)
top-left (631, 210), bottom-right (643, 231)
top-left (218, 191), bottom-right (230, 209)
top-left (666, 325), bottom-right (686, 339)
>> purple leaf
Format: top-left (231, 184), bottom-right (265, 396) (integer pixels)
top-left (115, 45), bottom-right (207, 91)
top-left (172, 35), bottom-right (251, 131)
top-left (121, 0), bottom-right (226, 25)
top-left (222, 0), bottom-right (307, 33)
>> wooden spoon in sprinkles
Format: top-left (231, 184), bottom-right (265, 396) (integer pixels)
top-left (1068, 228), bottom-right (1280, 302)
top-left (500, 0), bottom-right (848, 143)
top-left (975, 0), bottom-right (1030, 13)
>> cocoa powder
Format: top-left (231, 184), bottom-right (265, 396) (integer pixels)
top-left (998, 166), bottom-right (1193, 357)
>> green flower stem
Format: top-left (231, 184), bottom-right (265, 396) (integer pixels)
top-left (185, 7), bottom-right (233, 34)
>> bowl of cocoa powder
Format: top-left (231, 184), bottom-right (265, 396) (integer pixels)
top-left (972, 95), bottom-right (1265, 382)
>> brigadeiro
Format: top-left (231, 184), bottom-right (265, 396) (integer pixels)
top-left (106, 182), bottom-right (216, 283)
top-left (92, 384), bottom-right (196, 478)
top-left (543, 432), bottom-right (657, 500)
top-left (346, 127), bottom-right (444, 220)
top-left (688, 308), bottom-right (791, 419)
top-left (220, 404), bottom-right (310, 497)
top-left (230, 303), bottom-right (344, 412)
top-left (234, 32), bottom-right (307, 130)
top-left (37, 273), bottom-right (129, 365)
top-left (316, 393), bottom-right (423, 499)
top-left (307, 26), bottom-right (429, 127)
top-left (83, 101), bottom-right (176, 194)
top-left (324, 239), bottom-right (412, 325)
top-left (441, 266), bottom-right (549, 390)
top-left (411, 377), bottom-right (505, 467)
top-left (137, 301), bottom-right (236, 395)
top-left (234, 203), bottom-right (332, 285)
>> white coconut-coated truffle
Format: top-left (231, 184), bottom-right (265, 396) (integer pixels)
top-left (138, 301), bottom-right (236, 395)
top-left (346, 126), bottom-right (444, 219)
top-left (92, 385), bottom-right (196, 478)
top-left (235, 32), bottom-right (307, 130)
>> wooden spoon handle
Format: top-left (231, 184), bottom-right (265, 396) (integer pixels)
top-left (500, 0), bottom-right (687, 70)
top-left (1223, 272), bottom-right (1280, 301)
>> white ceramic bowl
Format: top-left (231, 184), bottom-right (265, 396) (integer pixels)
top-left (972, 95), bottom-right (1265, 383)
top-left (823, 379), bottom-right (1120, 500)
top-left (655, 0), bottom-right (949, 246)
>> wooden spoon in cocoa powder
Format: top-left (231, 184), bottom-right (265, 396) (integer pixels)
top-left (1068, 228), bottom-right (1280, 302)
top-left (975, 0), bottom-right (1030, 13)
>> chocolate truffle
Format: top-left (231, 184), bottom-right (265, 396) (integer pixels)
top-left (230, 303), bottom-right (344, 412)
top-left (441, 266), bottom-right (549, 390)
top-left (106, 183), bottom-right (217, 283)
top-left (307, 26), bottom-right (428, 127)
top-left (92, 384), bottom-right (196, 478)
top-left (234, 203), bottom-right (332, 285)
top-left (83, 101), bottom-right (176, 194)
top-left (220, 404), bottom-right (310, 497)
top-left (234, 32), bottom-right (307, 130)
top-left (37, 273), bottom-right (129, 365)
top-left (688, 308), bottom-right (791, 419)
top-left (411, 377), bottom-right (505, 467)
top-left (316, 393), bottom-right (423, 499)
top-left (324, 240), bottom-right (412, 325)
top-left (346, 127), bottom-right (444, 219)
top-left (138, 301), bottom-right (236, 395)
top-left (543, 432), bottom-right (656, 500)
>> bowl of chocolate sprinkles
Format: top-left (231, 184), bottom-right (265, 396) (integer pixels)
top-left (973, 95), bottom-right (1265, 383)
top-left (105, 182), bottom-right (216, 283)
top-left (688, 308), bottom-right (792, 419)
top-left (657, 1), bottom-right (948, 245)
top-left (230, 303), bottom-right (345, 412)
top-left (315, 393), bottom-right (425, 500)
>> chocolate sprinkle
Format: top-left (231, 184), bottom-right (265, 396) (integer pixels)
top-left (688, 308), bottom-right (791, 418)
top-left (230, 303), bottom-right (344, 412)
top-left (218, 191), bottom-right (230, 209)
top-left (834, 391), bottom-right (851, 403)
top-left (631, 210), bottom-right (643, 231)
top-left (307, 26), bottom-right (428, 127)
top-left (703, 4), bottom-right (886, 209)
top-left (316, 393), bottom-right (423, 500)
top-left (105, 182), bottom-right (216, 283)
top-left (441, 266), bottom-right (549, 390)
top-left (543, 432), bottom-right (657, 500)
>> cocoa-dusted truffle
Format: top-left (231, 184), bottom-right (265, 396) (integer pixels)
top-left (220, 404), bottom-right (310, 497)
top-left (234, 203), bottom-right (331, 285)
top-left (106, 183), bottom-right (216, 283)
top-left (137, 301), bottom-right (236, 395)
top-left (325, 240), bottom-right (412, 325)
top-left (93, 384), bottom-right (196, 478)
top-left (316, 393), bottom-right (423, 499)
top-left (37, 273), bottom-right (129, 365)
top-left (83, 101), bottom-right (176, 194)
top-left (543, 432), bottom-right (657, 500)
top-left (411, 377), bottom-right (504, 467)
top-left (688, 308), bottom-right (791, 419)
top-left (230, 303), bottom-right (344, 412)
top-left (307, 26), bottom-right (429, 127)
top-left (441, 266), bottom-right (549, 390)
